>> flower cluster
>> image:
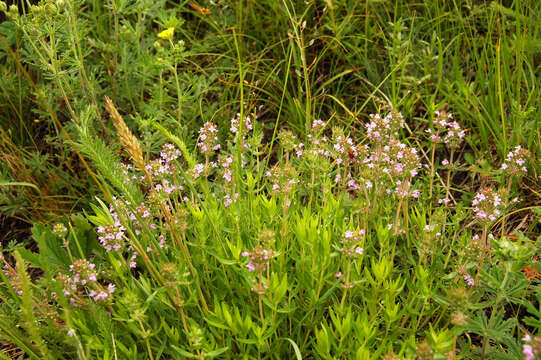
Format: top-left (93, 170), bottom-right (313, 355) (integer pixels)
top-left (222, 193), bottom-right (239, 207)
top-left (392, 180), bottom-right (420, 198)
top-left (230, 113), bottom-right (253, 148)
top-left (242, 246), bottom-right (276, 273)
top-left (278, 129), bottom-right (299, 153)
top-left (501, 145), bottom-right (529, 177)
top-left (426, 110), bottom-right (465, 148)
top-left (335, 229), bottom-right (366, 287)
top-left (345, 173), bottom-right (360, 191)
top-left (154, 179), bottom-right (181, 196)
top-left (365, 110), bottom-right (404, 142)
top-left (311, 119), bottom-right (326, 133)
top-left (53, 223), bottom-right (67, 237)
top-left (189, 163), bottom-right (208, 179)
top-left (242, 245), bottom-right (276, 294)
top-left (144, 143), bottom-right (181, 179)
top-left (346, 111), bottom-right (423, 198)
top-left (219, 155), bottom-right (234, 183)
top-left (305, 121), bottom-right (331, 158)
top-left (145, 159), bottom-right (171, 179)
top-left (464, 234), bottom-right (485, 262)
top-left (128, 202), bottom-right (153, 235)
top-left (95, 199), bottom-right (145, 269)
top-left (160, 143), bottom-right (181, 163)
top-left (197, 122), bottom-right (220, 155)
top-left (472, 188), bottom-right (504, 224)
top-left (381, 139), bottom-right (421, 179)
top-left (339, 229), bottom-right (365, 257)
top-left (522, 334), bottom-right (541, 360)
top-left (120, 163), bottom-right (139, 182)
top-left (57, 259), bottom-right (116, 305)
top-left (97, 222), bottom-right (125, 252)
top-left (89, 284), bottom-right (116, 302)
top-left (266, 164), bottom-right (298, 195)
top-left (463, 274), bottom-right (475, 286)
top-left (332, 135), bottom-right (361, 165)
top-left (69, 259), bottom-right (98, 285)
top-left (361, 136), bottom-right (421, 198)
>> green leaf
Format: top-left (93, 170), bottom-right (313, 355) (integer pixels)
top-left (282, 338), bottom-right (303, 360)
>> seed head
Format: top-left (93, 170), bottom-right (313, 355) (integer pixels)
top-left (105, 97), bottom-right (145, 171)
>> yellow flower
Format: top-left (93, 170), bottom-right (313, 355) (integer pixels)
top-left (157, 27), bottom-right (174, 40)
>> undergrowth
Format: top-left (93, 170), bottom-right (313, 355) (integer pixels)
top-left (0, 0), bottom-right (540, 359)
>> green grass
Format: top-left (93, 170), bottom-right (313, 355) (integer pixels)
top-left (0, 0), bottom-right (540, 359)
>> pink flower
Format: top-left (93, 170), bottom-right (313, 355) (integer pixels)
top-left (523, 344), bottom-right (535, 360)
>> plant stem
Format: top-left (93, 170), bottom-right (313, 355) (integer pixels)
top-left (445, 149), bottom-right (455, 203)
top-left (429, 142), bottom-right (436, 199)
top-left (258, 272), bottom-right (265, 324)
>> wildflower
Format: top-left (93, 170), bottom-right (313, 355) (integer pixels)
top-left (278, 129), bottom-right (298, 153)
top-left (429, 110), bottom-right (465, 148)
top-left (88, 283), bottom-right (116, 302)
top-left (438, 197), bottom-right (450, 205)
top-left (523, 345), bottom-right (535, 360)
top-left (69, 260), bottom-right (98, 285)
top-left (365, 110), bottom-right (404, 142)
top-left (129, 251), bottom-right (138, 268)
top-left (222, 193), bottom-right (238, 207)
top-left (53, 223), bottom-right (68, 237)
top-left (472, 188), bottom-right (505, 224)
top-left (160, 143), bottom-right (181, 163)
top-left (230, 113), bottom-right (252, 134)
top-left (2, 262), bottom-right (23, 296)
top-left (311, 119), bottom-right (326, 133)
top-left (158, 234), bottom-right (168, 249)
top-left (146, 158), bottom-right (173, 179)
top-left (522, 334), bottom-right (539, 360)
top-left (463, 274), bottom-right (475, 286)
top-left (242, 246), bottom-right (276, 273)
top-left (242, 245), bottom-right (276, 295)
top-left (332, 134), bottom-right (362, 165)
top-left (394, 180), bottom-right (420, 198)
top-left (347, 177), bottom-right (360, 191)
top-left (340, 229), bottom-right (365, 258)
top-left (219, 155), bottom-right (234, 183)
top-left (501, 145), bottom-right (530, 177)
top-left (97, 222), bottom-right (126, 252)
top-left (230, 113), bottom-right (254, 148)
top-left (266, 164), bottom-right (298, 195)
top-left (197, 122), bottom-right (220, 155)
top-left (157, 27), bottom-right (175, 40)
top-left (189, 163), bottom-right (207, 179)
